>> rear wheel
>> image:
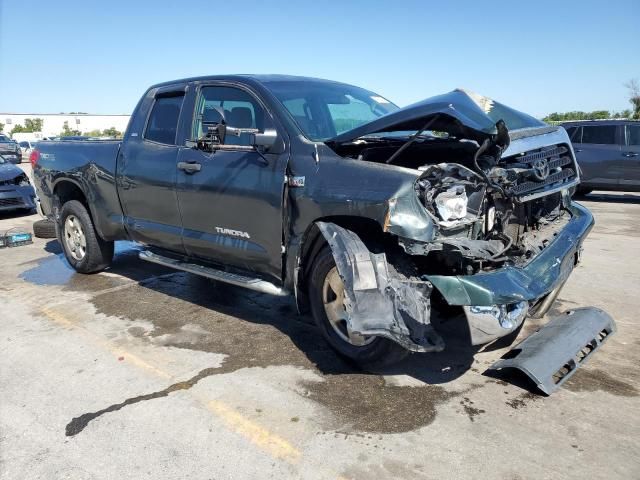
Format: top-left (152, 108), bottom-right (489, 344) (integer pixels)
top-left (58, 200), bottom-right (114, 273)
top-left (308, 247), bottom-right (408, 368)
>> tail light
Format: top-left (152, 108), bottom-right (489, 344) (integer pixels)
top-left (30, 149), bottom-right (40, 167)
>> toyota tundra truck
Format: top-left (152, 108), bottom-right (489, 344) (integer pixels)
top-left (32, 75), bottom-right (616, 394)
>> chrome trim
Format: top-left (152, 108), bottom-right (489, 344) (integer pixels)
top-left (138, 250), bottom-right (289, 296)
top-left (503, 127), bottom-right (581, 203)
top-left (463, 301), bottom-right (528, 345)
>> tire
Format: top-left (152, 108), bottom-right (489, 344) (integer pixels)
top-left (308, 246), bottom-right (408, 368)
top-left (33, 219), bottom-right (57, 239)
top-left (57, 200), bottom-right (114, 273)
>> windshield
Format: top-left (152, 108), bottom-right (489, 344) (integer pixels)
top-left (0, 134), bottom-right (10, 142)
top-left (264, 80), bottom-right (399, 141)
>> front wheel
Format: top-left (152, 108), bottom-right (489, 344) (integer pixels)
top-left (58, 200), bottom-right (114, 273)
top-left (308, 247), bottom-right (408, 368)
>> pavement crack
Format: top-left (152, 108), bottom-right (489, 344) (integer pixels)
top-left (65, 367), bottom-right (219, 436)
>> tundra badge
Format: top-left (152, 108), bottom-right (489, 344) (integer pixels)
top-left (215, 227), bottom-right (251, 239)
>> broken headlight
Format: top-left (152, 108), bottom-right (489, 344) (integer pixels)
top-left (434, 186), bottom-right (467, 221)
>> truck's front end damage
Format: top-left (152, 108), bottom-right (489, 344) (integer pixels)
top-left (320, 90), bottom-right (616, 393)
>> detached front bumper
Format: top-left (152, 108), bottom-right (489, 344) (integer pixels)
top-left (0, 185), bottom-right (37, 211)
top-left (426, 202), bottom-right (593, 306)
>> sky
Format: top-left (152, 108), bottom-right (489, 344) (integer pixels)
top-left (0, 0), bottom-right (638, 118)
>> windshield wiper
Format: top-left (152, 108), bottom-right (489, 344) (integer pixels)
top-left (385, 115), bottom-right (440, 164)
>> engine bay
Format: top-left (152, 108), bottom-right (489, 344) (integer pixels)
top-left (332, 134), bottom-right (578, 275)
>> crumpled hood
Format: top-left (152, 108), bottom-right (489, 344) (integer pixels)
top-left (0, 162), bottom-right (24, 182)
top-left (328, 89), bottom-right (548, 144)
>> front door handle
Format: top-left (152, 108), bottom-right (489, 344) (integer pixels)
top-left (574, 148), bottom-right (582, 153)
top-left (178, 161), bottom-right (202, 173)
top-left (622, 152), bottom-right (638, 158)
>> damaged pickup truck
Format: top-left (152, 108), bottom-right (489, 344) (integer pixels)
top-left (32, 75), bottom-right (616, 393)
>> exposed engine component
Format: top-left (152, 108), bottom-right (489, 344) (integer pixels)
top-left (409, 150), bottom-right (571, 273)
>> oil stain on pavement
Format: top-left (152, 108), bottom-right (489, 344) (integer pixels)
top-left (564, 368), bottom-right (638, 397)
top-left (66, 367), bottom-right (220, 436)
top-left (71, 271), bottom-right (472, 434)
top-left (22, 244), bottom-right (478, 435)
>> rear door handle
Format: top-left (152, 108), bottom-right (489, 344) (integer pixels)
top-left (622, 152), bottom-right (638, 157)
top-left (177, 161), bottom-right (202, 173)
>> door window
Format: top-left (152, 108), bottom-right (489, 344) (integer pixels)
top-left (193, 86), bottom-right (264, 145)
top-left (626, 125), bottom-right (640, 146)
top-left (144, 95), bottom-right (185, 145)
top-left (581, 125), bottom-right (616, 145)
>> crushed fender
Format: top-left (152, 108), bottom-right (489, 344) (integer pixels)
top-left (316, 221), bottom-right (444, 352)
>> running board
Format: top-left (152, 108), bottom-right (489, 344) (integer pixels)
top-left (487, 307), bottom-right (616, 395)
top-left (138, 250), bottom-right (289, 296)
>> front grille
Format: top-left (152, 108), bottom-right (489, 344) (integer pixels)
top-left (511, 168), bottom-right (575, 195)
top-left (0, 198), bottom-right (23, 207)
top-left (507, 144), bottom-right (578, 197)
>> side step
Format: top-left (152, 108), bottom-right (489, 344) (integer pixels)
top-left (487, 307), bottom-right (616, 395)
top-left (138, 250), bottom-right (289, 296)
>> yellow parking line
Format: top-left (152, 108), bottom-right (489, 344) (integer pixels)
top-left (208, 400), bottom-right (301, 463)
top-left (41, 306), bottom-right (170, 379)
top-left (40, 306), bottom-right (302, 464)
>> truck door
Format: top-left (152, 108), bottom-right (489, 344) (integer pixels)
top-left (175, 83), bottom-right (288, 282)
top-left (621, 124), bottom-right (640, 189)
top-left (118, 85), bottom-right (187, 252)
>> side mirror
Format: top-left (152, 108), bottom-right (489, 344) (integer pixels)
top-left (251, 129), bottom-right (278, 151)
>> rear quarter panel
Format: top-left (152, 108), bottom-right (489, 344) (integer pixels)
top-left (34, 140), bottom-right (127, 240)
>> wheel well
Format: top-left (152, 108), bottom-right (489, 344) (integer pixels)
top-left (54, 181), bottom-right (87, 208)
top-left (296, 216), bottom-right (386, 312)
top-left (52, 181), bottom-right (92, 224)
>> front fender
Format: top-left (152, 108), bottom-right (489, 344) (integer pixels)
top-left (315, 221), bottom-right (444, 352)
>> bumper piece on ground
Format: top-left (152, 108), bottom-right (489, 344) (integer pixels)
top-left (487, 307), bottom-right (616, 395)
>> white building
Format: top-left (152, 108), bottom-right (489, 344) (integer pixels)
top-left (1, 113), bottom-right (131, 138)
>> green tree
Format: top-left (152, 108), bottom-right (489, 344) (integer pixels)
top-left (10, 117), bottom-right (44, 135)
top-left (60, 121), bottom-right (81, 137)
top-left (102, 127), bottom-right (122, 138)
top-left (24, 118), bottom-right (43, 131)
top-left (0, 122), bottom-right (4, 132)
top-left (625, 79), bottom-right (640, 119)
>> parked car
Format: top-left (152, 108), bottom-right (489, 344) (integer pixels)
top-left (0, 154), bottom-right (36, 212)
top-left (0, 134), bottom-right (22, 164)
top-left (18, 140), bottom-right (38, 161)
top-left (31, 75), bottom-right (615, 393)
top-left (562, 120), bottom-right (640, 194)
